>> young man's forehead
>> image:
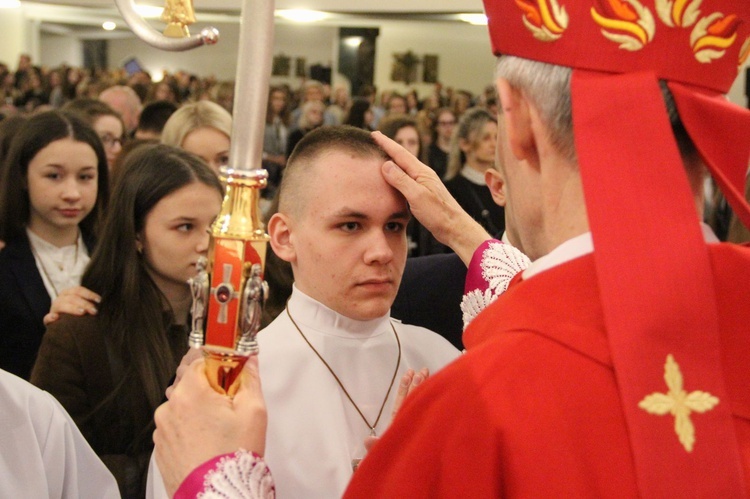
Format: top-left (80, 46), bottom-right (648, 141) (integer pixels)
top-left (282, 145), bottom-right (393, 214)
top-left (296, 163), bottom-right (408, 218)
top-left (309, 147), bottom-right (388, 165)
top-left (294, 149), bottom-right (388, 182)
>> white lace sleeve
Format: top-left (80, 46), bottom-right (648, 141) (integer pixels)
top-left (194, 450), bottom-right (275, 499)
top-left (461, 241), bottom-right (531, 329)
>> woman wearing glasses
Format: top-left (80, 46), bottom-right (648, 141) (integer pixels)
top-left (63, 99), bottom-right (125, 172)
top-left (426, 107), bottom-right (456, 179)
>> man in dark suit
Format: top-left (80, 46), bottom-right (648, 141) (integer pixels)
top-left (392, 253), bottom-right (466, 350)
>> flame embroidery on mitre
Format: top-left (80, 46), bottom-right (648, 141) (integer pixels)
top-left (690, 11), bottom-right (740, 63)
top-left (515, 0), bottom-right (569, 41)
top-left (655, 0), bottom-right (702, 28)
top-left (591, 0), bottom-right (656, 51)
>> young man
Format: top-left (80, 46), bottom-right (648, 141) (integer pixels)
top-left (258, 126), bottom-right (460, 498)
top-left (345, 0), bottom-right (750, 496)
top-left (148, 126), bottom-right (460, 499)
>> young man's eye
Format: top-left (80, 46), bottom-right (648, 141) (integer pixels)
top-left (340, 222), bottom-right (360, 232)
top-left (385, 222), bottom-right (405, 233)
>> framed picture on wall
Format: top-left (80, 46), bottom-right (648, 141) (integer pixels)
top-left (391, 51), bottom-right (420, 85)
top-left (295, 57), bottom-right (307, 78)
top-left (272, 54), bottom-right (291, 76)
top-left (423, 54), bottom-right (439, 83)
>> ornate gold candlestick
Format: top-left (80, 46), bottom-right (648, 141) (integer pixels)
top-left (189, 168), bottom-right (270, 396)
top-left (115, 0), bottom-right (276, 396)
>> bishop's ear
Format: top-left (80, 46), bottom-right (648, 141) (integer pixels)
top-left (496, 78), bottom-right (536, 163)
top-left (268, 213), bottom-right (296, 263)
top-left (485, 169), bottom-right (507, 207)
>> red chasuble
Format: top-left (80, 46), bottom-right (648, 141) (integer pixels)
top-left (345, 244), bottom-right (750, 497)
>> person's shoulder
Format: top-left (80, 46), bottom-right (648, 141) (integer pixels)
top-left (0, 235), bottom-right (32, 263)
top-left (710, 241), bottom-right (750, 258)
top-left (394, 319), bottom-right (446, 337)
top-left (393, 320), bottom-right (461, 358)
top-left (0, 237), bottom-right (42, 308)
top-left (0, 368), bottom-right (59, 421)
top-left (709, 242), bottom-right (750, 307)
top-left (44, 313), bottom-right (103, 345)
top-left (707, 243), bottom-right (750, 285)
top-left (257, 312), bottom-right (299, 352)
top-left (443, 174), bottom-right (460, 186)
top-left (50, 312), bottom-right (100, 331)
top-left (444, 175), bottom-right (468, 193)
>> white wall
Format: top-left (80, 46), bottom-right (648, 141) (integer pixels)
top-left (268, 23), bottom-right (338, 88)
top-left (374, 21), bottom-right (495, 97)
top-left (0, 9), bottom-right (27, 70)
top-left (108, 22), bottom-right (243, 81)
top-left (107, 22), bottom-right (338, 85)
top-left (99, 20), bottom-right (495, 99)
top-left (39, 33), bottom-right (82, 68)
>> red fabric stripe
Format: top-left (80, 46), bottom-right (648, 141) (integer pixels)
top-left (668, 82), bottom-right (750, 232)
top-left (572, 69), bottom-right (745, 497)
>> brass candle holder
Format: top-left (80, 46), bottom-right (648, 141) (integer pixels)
top-left (114, 0), bottom-right (276, 397)
top-left (189, 168), bottom-right (270, 396)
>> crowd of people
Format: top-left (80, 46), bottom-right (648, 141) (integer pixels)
top-left (1, 0), bottom-right (749, 497)
top-left (1, 55), bottom-right (509, 257)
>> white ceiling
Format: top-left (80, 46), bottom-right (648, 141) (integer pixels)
top-left (21, 0), bottom-right (487, 35)
top-left (30, 0), bottom-right (486, 14)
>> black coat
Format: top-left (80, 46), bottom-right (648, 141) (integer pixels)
top-left (392, 253), bottom-right (467, 350)
top-left (445, 175), bottom-right (505, 236)
top-left (0, 233), bottom-right (94, 379)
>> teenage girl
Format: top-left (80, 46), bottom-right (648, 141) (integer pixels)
top-left (0, 110), bottom-right (109, 379)
top-left (161, 100), bottom-right (232, 173)
top-left (30, 143), bottom-right (223, 498)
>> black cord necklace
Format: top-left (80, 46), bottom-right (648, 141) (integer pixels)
top-left (285, 304), bottom-right (402, 438)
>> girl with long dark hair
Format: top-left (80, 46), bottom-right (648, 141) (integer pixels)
top-left (0, 111), bottom-right (108, 379)
top-left (30, 144), bottom-right (223, 498)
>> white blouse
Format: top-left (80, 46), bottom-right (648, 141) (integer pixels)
top-left (27, 229), bottom-right (90, 299)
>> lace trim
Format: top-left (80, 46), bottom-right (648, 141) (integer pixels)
top-left (461, 241), bottom-right (531, 329)
top-left (198, 450), bottom-right (276, 499)
top-left (480, 241), bottom-right (531, 291)
top-left (461, 288), bottom-right (496, 330)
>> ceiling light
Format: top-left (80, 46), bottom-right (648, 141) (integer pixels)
top-left (134, 4), bottom-right (165, 19)
top-left (458, 13), bottom-right (488, 25)
top-left (102, 21), bottom-right (117, 31)
top-left (276, 9), bottom-right (328, 23)
top-left (0, 0), bottom-right (21, 8)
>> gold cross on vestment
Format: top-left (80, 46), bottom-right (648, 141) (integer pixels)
top-left (638, 354), bottom-right (719, 452)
